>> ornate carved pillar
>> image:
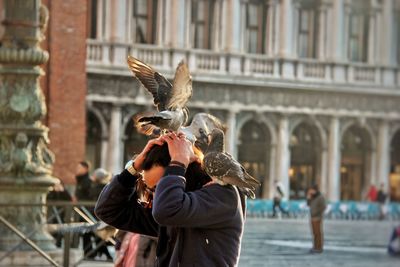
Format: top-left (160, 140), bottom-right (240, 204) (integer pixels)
top-left (327, 117), bottom-right (341, 201)
top-left (376, 120), bottom-right (390, 190)
top-left (107, 105), bottom-right (123, 175)
top-left (0, 0), bottom-right (58, 250)
top-left (275, 115), bottom-right (290, 199)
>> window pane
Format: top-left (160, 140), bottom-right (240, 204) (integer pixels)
top-left (195, 25), bottom-right (205, 48)
top-left (247, 4), bottom-right (258, 27)
top-left (300, 11), bottom-right (309, 32)
top-left (135, 0), bottom-right (148, 15)
top-left (248, 30), bottom-right (258, 54)
top-left (136, 18), bottom-right (148, 43)
top-left (298, 34), bottom-right (308, 58)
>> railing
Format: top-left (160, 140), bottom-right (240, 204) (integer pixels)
top-left (0, 201), bottom-right (113, 267)
top-left (86, 39), bottom-right (400, 87)
top-left (246, 199), bottom-right (400, 220)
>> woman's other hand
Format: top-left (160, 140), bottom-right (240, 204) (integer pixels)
top-left (162, 132), bottom-right (198, 168)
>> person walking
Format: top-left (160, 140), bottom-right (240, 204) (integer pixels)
top-left (272, 180), bottom-right (289, 218)
top-left (307, 184), bottom-right (326, 254)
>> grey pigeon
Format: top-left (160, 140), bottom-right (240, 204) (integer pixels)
top-left (127, 56), bottom-right (192, 133)
top-left (203, 128), bottom-right (261, 199)
top-left (180, 113), bottom-right (227, 152)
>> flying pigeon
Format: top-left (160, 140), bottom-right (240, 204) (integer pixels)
top-left (180, 113), bottom-right (227, 152)
top-left (203, 128), bottom-right (261, 199)
top-left (127, 56), bottom-right (192, 133)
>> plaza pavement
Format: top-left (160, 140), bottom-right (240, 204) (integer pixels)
top-left (79, 218), bottom-right (400, 267)
top-left (238, 218), bottom-right (399, 267)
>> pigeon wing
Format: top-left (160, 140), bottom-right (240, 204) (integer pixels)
top-left (167, 60), bottom-right (192, 110)
top-left (127, 56), bottom-right (172, 111)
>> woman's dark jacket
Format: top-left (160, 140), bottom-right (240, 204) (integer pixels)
top-left (95, 165), bottom-right (246, 267)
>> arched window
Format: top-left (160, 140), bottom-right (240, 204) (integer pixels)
top-left (86, 111), bottom-right (103, 169)
top-left (390, 130), bottom-right (400, 202)
top-left (289, 122), bottom-right (322, 199)
top-left (340, 125), bottom-right (371, 200)
top-left (238, 120), bottom-right (271, 198)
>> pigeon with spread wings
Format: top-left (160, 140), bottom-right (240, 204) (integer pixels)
top-left (127, 56), bottom-right (192, 133)
top-left (203, 128), bottom-right (261, 199)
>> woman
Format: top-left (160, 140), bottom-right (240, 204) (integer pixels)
top-left (95, 132), bottom-right (246, 266)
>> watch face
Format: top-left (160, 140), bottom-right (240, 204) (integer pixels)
top-left (125, 159), bottom-right (134, 169)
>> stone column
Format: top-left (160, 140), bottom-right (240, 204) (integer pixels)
top-left (318, 5), bottom-right (328, 60)
top-left (275, 116), bottom-right (290, 199)
top-left (331, 0), bottom-right (346, 82)
top-left (171, 0), bottom-right (188, 66)
top-left (376, 120), bottom-right (390, 190)
top-left (108, 105), bottom-right (123, 175)
top-left (226, 110), bottom-right (238, 158)
top-left (0, 0), bottom-right (58, 250)
top-left (227, 0), bottom-right (243, 74)
top-left (327, 117), bottom-right (341, 201)
top-left (279, 0), bottom-right (295, 78)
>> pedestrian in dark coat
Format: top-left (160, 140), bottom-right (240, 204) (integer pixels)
top-left (95, 133), bottom-right (246, 266)
top-left (307, 184), bottom-right (326, 253)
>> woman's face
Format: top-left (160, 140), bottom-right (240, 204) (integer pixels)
top-left (143, 165), bottom-right (166, 189)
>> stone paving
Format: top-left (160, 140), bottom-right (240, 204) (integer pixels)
top-left (238, 218), bottom-right (400, 267)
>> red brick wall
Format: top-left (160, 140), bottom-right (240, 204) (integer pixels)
top-left (41, 0), bottom-right (88, 185)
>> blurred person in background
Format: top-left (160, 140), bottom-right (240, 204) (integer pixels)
top-left (307, 184), bottom-right (326, 254)
top-left (365, 183), bottom-right (378, 202)
top-left (73, 161), bottom-right (95, 258)
top-left (377, 183), bottom-right (388, 220)
top-left (47, 181), bottom-right (72, 248)
top-left (90, 168), bottom-right (113, 261)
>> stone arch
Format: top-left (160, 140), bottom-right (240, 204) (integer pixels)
top-left (288, 118), bottom-right (325, 199)
top-left (87, 104), bottom-right (109, 138)
top-left (236, 113), bottom-right (275, 198)
top-left (340, 121), bottom-right (374, 200)
top-left (122, 106), bottom-right (151, 163)
top-left (86, 106), bottom-right (107, 169)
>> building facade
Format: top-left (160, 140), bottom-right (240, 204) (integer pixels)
top-left (84, 0), bottom-right (400, 201)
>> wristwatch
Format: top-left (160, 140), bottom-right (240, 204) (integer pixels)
top-left (125, 159), bottom-right (139, 176)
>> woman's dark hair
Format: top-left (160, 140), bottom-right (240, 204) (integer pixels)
top-left (141, 143), bottom-right (211, 191)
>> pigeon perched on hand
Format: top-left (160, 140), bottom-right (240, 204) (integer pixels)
top-left (127, 56), bottom-right (192, 133)
top-left (180, 113), bottom-right (227, 152)
top-left (203, 128), bottom-right (261, 199)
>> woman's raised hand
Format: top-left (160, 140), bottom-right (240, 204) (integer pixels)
top-left (133, 137), bottom-right (165, 171)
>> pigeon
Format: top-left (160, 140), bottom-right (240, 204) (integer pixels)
top-left (127, 56), bottom-right (192, 133)
top-left (180, 113), bottom-right (227, 152)
top-left (203, 128), bottom-right (261, 199)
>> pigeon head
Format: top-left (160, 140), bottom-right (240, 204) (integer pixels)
top-left (206, 128), bottom-right (225, 153)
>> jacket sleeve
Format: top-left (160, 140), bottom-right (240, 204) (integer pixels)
top-left (152, 166), bottom-right (239, 228)
top-left (94, 170), bottom-right (158, 237)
